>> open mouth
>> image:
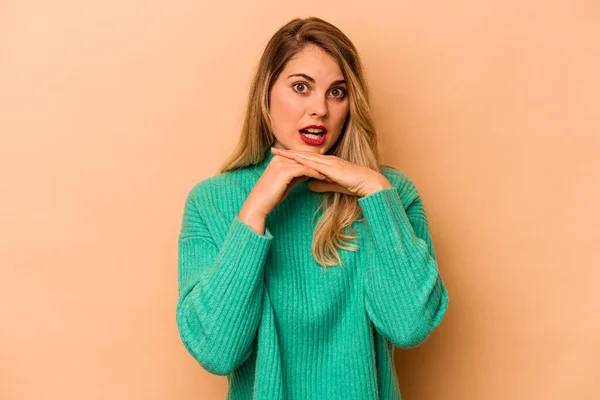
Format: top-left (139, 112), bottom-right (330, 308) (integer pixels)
top-left (299, 129), bottom-right (325, 139)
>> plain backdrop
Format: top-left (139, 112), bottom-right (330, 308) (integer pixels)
top-left (1, 1), bottom-right (599, 399)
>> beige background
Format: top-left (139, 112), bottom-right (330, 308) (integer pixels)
top-left (1, 0), bottom-right (599, 399)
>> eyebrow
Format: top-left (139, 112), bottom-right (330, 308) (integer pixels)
top-left (287, 73), bottom-right (346, 86)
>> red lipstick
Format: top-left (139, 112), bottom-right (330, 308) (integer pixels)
top-left (298, 125), bottom-right (327, 146)
top-left (299, 124), bottom-right (328, 134)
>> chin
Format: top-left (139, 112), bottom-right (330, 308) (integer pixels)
top-left (305, 148), bottom-right (328, 154)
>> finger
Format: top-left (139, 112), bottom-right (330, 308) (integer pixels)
top-left (307, 181), bottom-right (354, 195)
top-left (273, 153), bottom-right (328, 180)
top-left (292, 154), bottom-right (336, 179)
top-left (272, 154), bottom-right (303, 165)
top-left (299, 165), bottom-right (327, 180)
top-left (274, 153), bottom-right (325, 170)
top-left (290, 175), bottom-right (309, 185)
top-left (273, 147), bottom-right (329, 165)
top-left (281, 162), bottom-right (326, 180)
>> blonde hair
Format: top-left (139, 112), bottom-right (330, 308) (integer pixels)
top-left (217, 16), bottom-right (387, 269)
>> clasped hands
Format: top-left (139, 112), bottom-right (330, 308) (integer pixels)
top-left (271, 147), bottom-right (392, 198)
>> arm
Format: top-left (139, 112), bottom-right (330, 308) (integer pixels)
top-left (357, 172), bottom-right (449, 348)
top-left (175, 187), bottom-right (273, 375)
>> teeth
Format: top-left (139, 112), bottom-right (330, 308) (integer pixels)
top-left (304, 128), bottom-right (325, 134)
top-left (303, 133), bottom-right (323, 140)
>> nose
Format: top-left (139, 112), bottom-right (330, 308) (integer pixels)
top-left (309, 94), bottom-right (328, 118)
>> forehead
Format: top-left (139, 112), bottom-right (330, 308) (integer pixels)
top-left (282, 46), bottom-right (343, 79)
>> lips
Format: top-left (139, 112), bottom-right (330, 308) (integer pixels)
top-left (299, 124), bottom-right (327, 135)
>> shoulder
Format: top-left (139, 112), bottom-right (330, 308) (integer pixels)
top-left (179, 169), bottom-right (256, 239)
top-left (184, 167), bottom-right (256, 212)
top-left (378, 165), bottom-right (421, 208)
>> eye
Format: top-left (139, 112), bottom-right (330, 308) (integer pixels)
top-left (292, 82), bottom-right (309, 93)
top-left (330, 87), bottom-right (347, 99)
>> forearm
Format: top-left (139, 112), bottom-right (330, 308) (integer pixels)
top-left (176, 216), bottom-right (273, 375)
top-left (238, 200), bottom-right (267, 236)
top-left (358, 187), bottom-right (449, 348)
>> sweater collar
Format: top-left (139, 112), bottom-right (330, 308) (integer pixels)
top-left (251, 148), bottom-right (311, 194)
top-left (252, 147), bottom-right (276, 174)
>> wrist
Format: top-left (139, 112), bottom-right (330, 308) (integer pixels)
top-left (362, 178), bottom-right (393, 197)
top-left (239, 204), bottom-right (266, 221)
top-left (239, 199), bottom-right (267, 221)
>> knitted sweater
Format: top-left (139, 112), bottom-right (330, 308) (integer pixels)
top-left (176, 148), bottom-right (449, 399)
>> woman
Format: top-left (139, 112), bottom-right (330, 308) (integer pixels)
top-left (176, 16), bottom-right (449, 399)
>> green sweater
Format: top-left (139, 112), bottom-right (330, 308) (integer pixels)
top-left (176, 148), bottom-right (449, 399)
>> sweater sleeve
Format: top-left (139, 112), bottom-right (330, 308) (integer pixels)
top-left (175, 187), bottom-right (273, 375)
top-left (357, 174), bottom-right (449, 349)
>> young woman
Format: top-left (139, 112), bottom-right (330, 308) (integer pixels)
top-left (176, 16), bottom-right (449, 400)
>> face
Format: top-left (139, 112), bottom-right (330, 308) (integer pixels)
top-left (268, 45), bottom-right (349, 154)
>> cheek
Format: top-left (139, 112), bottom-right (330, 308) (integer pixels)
top-left (333, 103), bottom-right (350, 128)
top-left (271, 87), bottom-right (303, 121)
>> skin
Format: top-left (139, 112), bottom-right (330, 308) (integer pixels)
top-left (238, 45), bottom-right (392, 235)
top-left (268, 45), bottom-right (391, 197)
top-left (272, 147), bottom-right (392, 197)
top-left (268, 44), bottom-right (349, 155)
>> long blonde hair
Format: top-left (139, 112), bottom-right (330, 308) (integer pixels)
top-left (217, 16), bottom-right (386, 268)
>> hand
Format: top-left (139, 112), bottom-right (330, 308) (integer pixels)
top-left (242, 152), bottom-right (328, 218)
top-left (271, 147), bottom-right (392, 198)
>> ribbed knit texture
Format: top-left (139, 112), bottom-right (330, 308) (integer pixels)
top-left (176, 148), bottom-right (449, 399)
